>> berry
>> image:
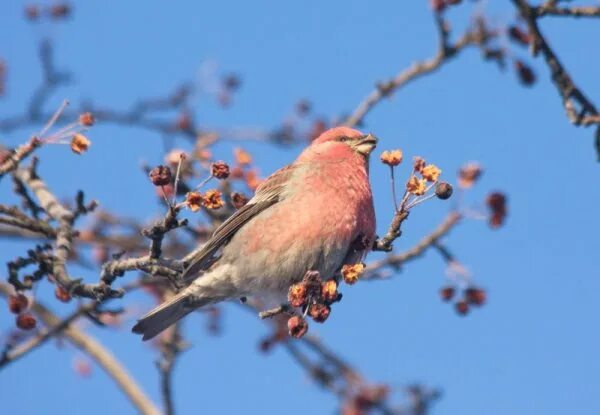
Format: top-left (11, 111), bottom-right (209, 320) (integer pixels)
top-left (287, 316), bottom-right (308, 338)
top-left (435, 182), bottom-right (453, 200)
top-left (439, 286), bottom-right (455, 302)
top-left (465, 287), bottom-right (486, 306)
top-left (8, 293), bottom-right (29, 314)
top-left (149, 165), bottom-right (172, 186)
top-left (55, 286), bottom-right (71, 303)
top-left (308, 303), bottom-right (331, 323)
top-left (287, 283), bottom-right (308, 308)
top-left (455, 300), bottom-right (469, 316)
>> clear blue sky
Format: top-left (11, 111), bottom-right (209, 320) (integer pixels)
top-left (1, 1), bottom-right (599, 414)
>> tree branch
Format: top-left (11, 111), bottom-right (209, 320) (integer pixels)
top-left (0, 282), bottom-right (161, 415)
top-left (365, 211), bottom-right (462, 279)
top-left (344, 12), bottom-right (492, 128)
top-left (511, 0), bottom-right (600, 157)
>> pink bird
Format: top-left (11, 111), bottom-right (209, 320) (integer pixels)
top-left (133, 127), bottom-right (377, 340)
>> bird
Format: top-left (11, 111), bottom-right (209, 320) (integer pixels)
top-left (132, 126), bottom-right (377, 340)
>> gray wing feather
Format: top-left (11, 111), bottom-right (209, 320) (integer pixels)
top-left (181, 164), bottom-right (297, 281)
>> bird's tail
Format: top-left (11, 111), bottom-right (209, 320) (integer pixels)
top-left (132, 290), bottom-right (213, 341)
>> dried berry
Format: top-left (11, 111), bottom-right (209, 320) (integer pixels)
top-left (321, 279), bottom-right (339, 304)
top-left (70, 133), bottom-right (91, 154)
top-left (55, 286), bottom-right (71, 303)
top-left (406, 176), bottom-right (427, 196)
top-left (515, 60), bottom-right (536, 86)
top-left (421, 164), bottom-right (441, 182)
top-left (149, 165), bottom-right (172, 186)
top-left (413, 156), bottom-right (426, 173)
top-left (287, 315), bottom-right (308, 338)
top-left (486, 192), bottom-right (507, 228)
top-left (439, 286), bottom-right (455, 302)
top-left (288, 283), bottom-right (308, 307)
top-left (8, 293), bottom-right (29, 314)
top-left (309, 303), bottom-right (331, 323)
top-left (465, 287), bottom-right (486, 306)
top-left (455, 300), bottom-right (469, 316)
top-left (78, 112), bottom-right (95, 126)
top-left (341, 263), bottom-right (365, 285)
top-left (185, 191), bottom-right (203, 212)
top-left (211, 161), bottom-right (230, 179)
top-left (508, 26), bottom-right (530, 46)
top-left (380, 150), bottom-right (403, 167)
top-left (16, 312), bottom-right (37, 330)
top-left (435, 182), bottom-right (453, 200)
top-left (49, 3), bottom-right (71, 19)
top-left (202, 190), bottom-right (224, 209)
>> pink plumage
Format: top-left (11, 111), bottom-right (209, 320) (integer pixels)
top-left (133, 127), bottom-right (377, 340)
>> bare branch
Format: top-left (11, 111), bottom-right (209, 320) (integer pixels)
top-left (511, 0), bottom-right (600, 157)
top-left (365, 212), bottom-right (462, 279)
top-left (534, 3), bottom-right (600, 18)
top-left (344, 13), bottom-right (492, 128)
top-left (0, 137), bottom-right (41, 178)
top-left (0, 282), bottom-right (161, 415)
top-left (13, 164), bottom-right (123, 299)
top-left (0, 303), bottom-right (94, 367)
top-left (373, 210), bottom-right (410, 252)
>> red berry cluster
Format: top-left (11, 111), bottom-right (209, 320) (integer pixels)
top-left (439, 285), bottom-right (486, 316)
top-left (7, 293), bottom-right (37, 330)
top-left (286, 271), bottom-right (342, 338)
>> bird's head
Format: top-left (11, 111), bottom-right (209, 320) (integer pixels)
top-left (309, 127), bottom-right (378, 158)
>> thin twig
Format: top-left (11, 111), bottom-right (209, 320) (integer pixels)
top-left (0, 282), bottom-right (161, 415)
top-left (365, 211), bottom-right (462, 279)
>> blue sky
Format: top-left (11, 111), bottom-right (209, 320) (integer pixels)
top-left (1, 1), bottom-right (599, 414)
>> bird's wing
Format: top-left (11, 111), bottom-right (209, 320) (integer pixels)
top-left (182, 163), bottom-right (298, 280)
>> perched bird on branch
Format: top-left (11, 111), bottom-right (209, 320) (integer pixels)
top-left (132, 127), bottom-right (377, 340)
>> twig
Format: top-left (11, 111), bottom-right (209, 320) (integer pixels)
top-left (258, 304), bottom-right (293, 319)
top-left (0, 282), bottom-right (161, 415)
top-left (365, 212), bottom-right (462, 279)
top-left (344, 14), bottom-right (488, 128)
top-left (13, 164), bottom-right (123, 299)
top-left (534, 4), bottom-right (600, 18)
top-left (0, 303), bottom-right (94, 368)
top-left (511, 0), bottom-right (600, 157)
top-left (372, 210), bottom-right (410, 252)
top-left (142, 206), bottom-right (187, 260)
top-left (157, 323), bottom-right (187, 415)
top-left (0, 137), bottom-right (41, 178)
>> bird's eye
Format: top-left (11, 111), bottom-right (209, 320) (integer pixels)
top-left (338, 136), bottom-right (350, 142)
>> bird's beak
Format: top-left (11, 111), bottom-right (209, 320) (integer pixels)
top-left (354, 133), bottom-right (378, 156)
